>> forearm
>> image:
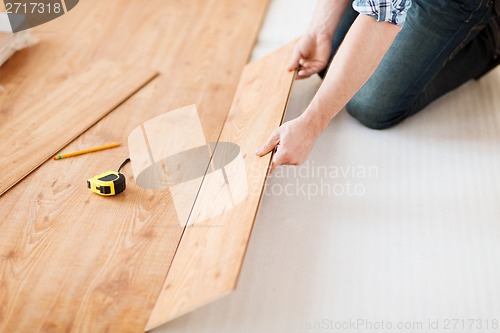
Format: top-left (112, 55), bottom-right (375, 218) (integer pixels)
top-left (309, 0), bottom-right (352, 38)
top-left (303, 14), bottom-right (401, 132)
top-left (257, 11), bottom-right (404, 168)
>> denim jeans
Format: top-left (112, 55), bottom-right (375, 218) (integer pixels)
top-left (319, 0), bottom-right (498, 129)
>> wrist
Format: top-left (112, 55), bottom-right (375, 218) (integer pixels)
top-left (299, 108), bottom-right (327, 138)
top-left (307, 29), bottom-right (333, 42)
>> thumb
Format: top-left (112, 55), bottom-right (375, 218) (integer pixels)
top-left (287, 47), bottom-right (301, 71)
top-left (256, 130), bottom-right (280, 157)
top-left (269, 147), bottom-right (286, 173)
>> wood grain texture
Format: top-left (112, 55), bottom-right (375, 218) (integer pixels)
top-left (0, 0), bottom-right (269, 332)
top-left (146, 42), bottom-right (296, 329)
top-left (0, 61), bottom-right (157, 196)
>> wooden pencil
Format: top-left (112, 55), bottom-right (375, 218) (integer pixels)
top-left (53, 143), bottom-right (121, 160)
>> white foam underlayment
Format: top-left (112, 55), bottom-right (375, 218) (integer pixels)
top-left (153, 0), bottom-right (500, 332)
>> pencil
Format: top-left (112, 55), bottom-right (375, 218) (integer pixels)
top-left (53, 143), bottom-right (121, 160)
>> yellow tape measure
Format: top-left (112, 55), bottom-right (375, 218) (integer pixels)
top-left (87, 158), bottom-right (130, 196)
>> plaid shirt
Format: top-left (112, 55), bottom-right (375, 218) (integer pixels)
top-left (353, 0), bottom-right (412, 26)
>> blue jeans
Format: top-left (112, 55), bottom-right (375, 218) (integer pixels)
top-left (320, 0), bottom-right (498, 129)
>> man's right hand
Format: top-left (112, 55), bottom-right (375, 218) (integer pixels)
top-left (288, 32), bottom-right (332, 79)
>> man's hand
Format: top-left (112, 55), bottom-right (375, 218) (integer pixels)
top-left (256, 115), bottom-right (321, 172)
top-left (288, 33), bottom-right (332, 79)
top-left (257, 16), bottom-right (401, 171)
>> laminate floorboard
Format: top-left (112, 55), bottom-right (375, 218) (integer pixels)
top-left (0, 61), bottom-right (157, 196)
top-left (146, 42), bottom-right (295, 329)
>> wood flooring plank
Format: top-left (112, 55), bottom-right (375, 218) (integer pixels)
top-left (0, 61), bottom-right (157, 196)
top-left (0, 0), bottom-right (269, 332)
top-left (146, 42), bottom-right (296, 329)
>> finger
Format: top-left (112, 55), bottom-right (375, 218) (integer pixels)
top-left (269, 161), bottom-right (276, 173)
top-left (301, 59), bottom-right (323, 68)
top-left (297, 67), bottom-right (319, 79)
top-left (295, 73), bottom-right (307, 80)
top-left (271, 148), bottom-right (287, 171)
top-left (255, 130), bottom-right (280, 156)
top-left (299, 60), bottom-right (313, 70)
top-left (296, 70), bottom-right (310, 79)
top-left (287, 48), bottom-right (302, 71)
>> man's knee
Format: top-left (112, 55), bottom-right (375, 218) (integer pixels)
top-left (345, 94), bottom-right (405, 130)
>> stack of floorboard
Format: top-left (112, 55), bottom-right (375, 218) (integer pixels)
top-left (0, 1), bottom-right (295, 331)
top-left (0, 31), bottom-right (37, 67)
top-left (0, 11), bottom-right (38, 68)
